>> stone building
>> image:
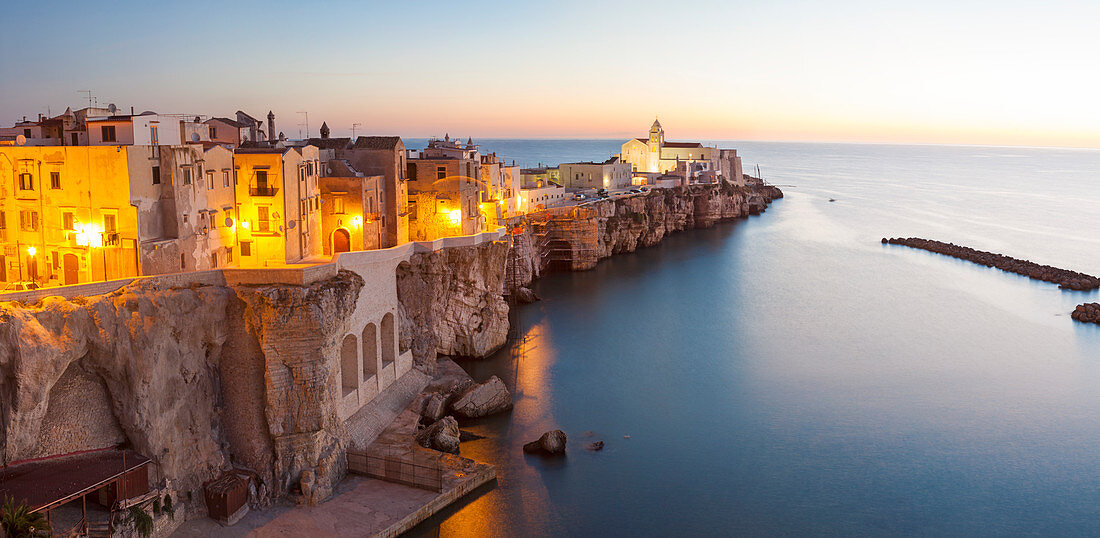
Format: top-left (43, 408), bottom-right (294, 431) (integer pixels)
top-left (620, 118), bottom-right (731, 180)
top-left (324, 136), bottom-right (410, 248)
top-left (0, 146), bottom-right (140, 286)
top-left (204, 117), bottom-right (250, 147)
top-left (558, 159), bottom-right (632, 190)
top-left (232, 145), bottom-right (323, 267)
top-left (405, 137), bottom-right (486, 240)
top-left (319, 167), bottom-right (383, 255)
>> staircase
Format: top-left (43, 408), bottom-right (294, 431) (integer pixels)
top-left (85, 519), bottom-right (112, 538)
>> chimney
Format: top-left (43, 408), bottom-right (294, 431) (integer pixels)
top-left (267, 111), bottom-right (275, 142)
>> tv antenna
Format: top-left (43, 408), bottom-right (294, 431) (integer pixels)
top-left (77, 90), bottom-right (94, 108)
top-left (351, 122), bottom-right (362, 139)
top-left (296, 111), bottom-right (309, 139)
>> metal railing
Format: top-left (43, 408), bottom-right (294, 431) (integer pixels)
top-left (249, 183), bottom-right (279, 197)
top-left (346, 450), bottom-right (443, 493)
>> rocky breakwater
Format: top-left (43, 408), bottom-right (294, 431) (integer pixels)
top-left (1072, 303), bottom-right (1100, 325)
top-left (397, 240), bottom-right (510, 372)
top-left (882, 237), bottom-right (1100, 291)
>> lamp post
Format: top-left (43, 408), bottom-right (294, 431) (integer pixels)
top-left (26, 246), bottom-right (37, 283)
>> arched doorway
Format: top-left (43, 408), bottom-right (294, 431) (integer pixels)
top-left (333, 228), bottom-right (351, 254)
top-left (63, 254), bottom-right (79, 285)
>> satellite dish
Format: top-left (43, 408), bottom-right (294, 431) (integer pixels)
top-left (191, 132), bottom-right (201, 142)
top-left (225, 217), bottom-right (234, 228)
top-left (287, 220), bottom-right (296, 230)
top-left (15, 135), bottom-right (26, 146)
top-left (107, 103), bottom-right (117, 113)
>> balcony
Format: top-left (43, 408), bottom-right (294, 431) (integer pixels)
top-left (249, 183), bottom-right (279, 197)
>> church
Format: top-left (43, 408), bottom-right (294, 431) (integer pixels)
top-left (619, 119), bottom-right (744, 185)
top-left (619, 118), bottom-right (719, 174)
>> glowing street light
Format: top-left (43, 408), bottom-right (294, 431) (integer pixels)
top-left (447, 209), bottom-right (462, 225)
top-left (26, 246), bottom-right (36, 257)
top-left (351, 215), bottom-right (363, 228)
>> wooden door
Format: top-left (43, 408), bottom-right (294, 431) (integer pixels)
top-left (333, 229), bottom-right (351, 253)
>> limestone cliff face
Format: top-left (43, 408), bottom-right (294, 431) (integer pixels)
top-left (0, 270), bottom-right (366, 511)
top-left (396, 241), bottom-right (510, 372)
top-left (228, 270), bottom-right (364, 501)
top-left (0, 282), bottom-right (232, 497)
top-left (596, 183), bottom-right (781, 260)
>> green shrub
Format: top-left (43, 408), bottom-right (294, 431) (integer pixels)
top-left (129, 506), bottom-right (154, 537)
top-left (1, 496), bottom-right (50, 537)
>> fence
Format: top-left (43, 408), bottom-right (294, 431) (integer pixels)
top-left (346, 450), bottom-right (443, 493)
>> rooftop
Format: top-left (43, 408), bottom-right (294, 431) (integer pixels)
top-left (0, 449), bottom-right (150, 512)
top-left (352, 136), bottom-right (402, 150)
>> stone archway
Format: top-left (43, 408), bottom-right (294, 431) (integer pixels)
top-left (333, 228), bottom-right (351, 254)
top-left (361, 323), bottom-right (378, 381)
top-left (380, 313), bottom-right (395, 366)
top-left (340, 334), bottom-right (358, 395)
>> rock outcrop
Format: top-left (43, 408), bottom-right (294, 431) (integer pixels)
top-left (0, 270), bottom-right (368, 513)
top-left (0, 283), bottom-right (233, 498)
top-left (523, 430), bottom-right (567, 456)
top-left (396, 241), bottom-right (510, 372)
top-left (1072, 303), bottom-right (1100, 325)
top-left (450, 376), bottom-right (513, 418)
top-left (414, 416), bottom-right (461, 454)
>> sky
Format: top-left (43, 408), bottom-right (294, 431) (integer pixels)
top-left (3, 0), bottom-right (1100, 148)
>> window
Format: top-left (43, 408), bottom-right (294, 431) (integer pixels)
top-left (150, 125), bottom-right (159, 145)
top-left (182, 168), bottom-right (192, 185)
top-left (103, 214), bottom-right (117, 234)
top-left (62, 212), bottom-right (75, 231)
top-left (211, 253), bottom-right (218, 269)
top-left (18, 173), bottom-right (33, 190)
top-left (207, 171), bottom-right (215, 190)
top-left (240, 241), bottom-right (252, 257)
top-left (437, 166), bottom-right (446, 180)
top-left (255, 170), bottom-right (268, 187)
top-left (233, 169), bottom-right (238, 185)
top-left (183, 213), bottom-right (189, 224)
top-left (50, 171), bottom-right (60, 189)
top-left (23, 129), bottom-right (31, 138)
top-left (152, 166), bottom-right (160, 185)
top-left (52, 251), bottom-right (59, 271)
top-left (407, 163), bottom-right (417, 182)
top-left (209, 126), bottom-right (216, 139)
top-left (226, 247), bottom-right (233, 263)
top-left (20, 210), bottom-right (39, 231)
top-left (223, 171), bottom-right (230, 187)
top-left (101, 125), bottom-right (116, 142)
top-left (71, 133), bottom-right (79, 146)
top-left (334, 197), bottom-right (345, 214)
top-left (210, 210), bottom-right (217, 229)
top-left (257, 206), bottom-right (270, 232)
top-left (0, 211), bottom-right (5, 229)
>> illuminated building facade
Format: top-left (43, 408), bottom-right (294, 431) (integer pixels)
top-left (0, 146), bottom-right (139, 286)
top-left (232, 146), bottom-right (323, 267)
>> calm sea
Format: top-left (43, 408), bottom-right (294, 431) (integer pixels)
top-left (407, 140), bottom-right (1100, 536)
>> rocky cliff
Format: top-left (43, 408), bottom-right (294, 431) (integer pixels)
top-left (0, 270), bottom-right (367, 513)
top-left (396, 241), bottom-right (511, 372)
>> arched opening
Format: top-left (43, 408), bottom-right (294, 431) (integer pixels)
top-left (381, 313), bottom-right (396, 366)
top-left (362, 323), bottom-right (378, 381)
top-left (333, 228), bottom-right (351, 254)
top-left (340, 334), bottom-right (358, 395)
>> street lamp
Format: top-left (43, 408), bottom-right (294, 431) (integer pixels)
top-left (26, 247), bottom-right (37, 283)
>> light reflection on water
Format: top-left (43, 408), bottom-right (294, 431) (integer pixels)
top-left (408, 142), bottom-right (1100, 536)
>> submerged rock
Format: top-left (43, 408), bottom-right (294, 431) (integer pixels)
top-left (513, 287), bottom-right (540, 304)
top-left (586, 441), bottom-right (604, 451)
top-left (450, 376), bottom-right (513, 418)
top-left (415, 416), bottom-right (461, 454)
top-left (523, 430), bottom-right (567, 456)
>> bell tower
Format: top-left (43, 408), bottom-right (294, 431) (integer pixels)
top-left (649, 117), bottom-right (664, 147)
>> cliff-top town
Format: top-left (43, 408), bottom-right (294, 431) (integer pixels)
top-left (0, 110), bottom-right (749, 290)
top-left (0, 103), bottom-right (776, 537)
